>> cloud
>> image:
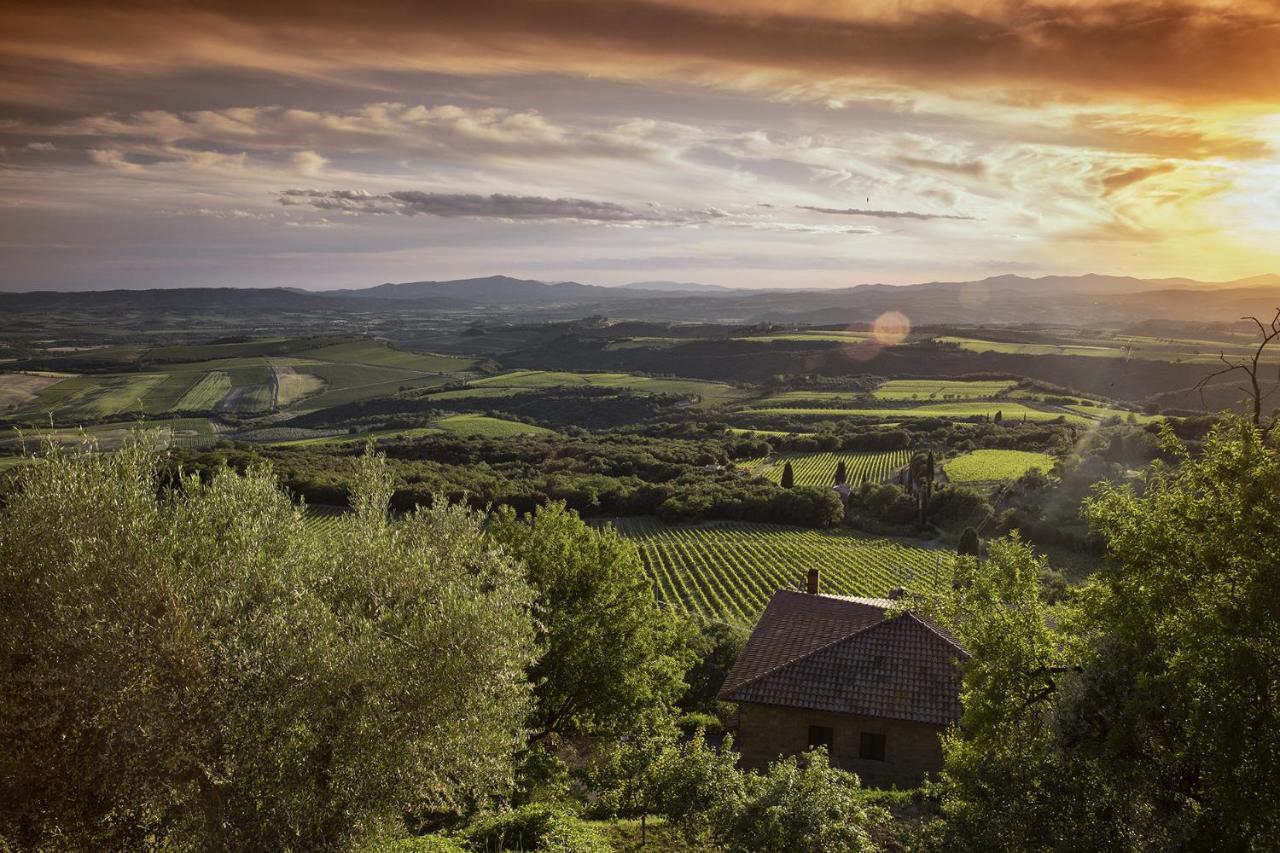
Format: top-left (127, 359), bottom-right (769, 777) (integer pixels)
top-left (4, 1), bottom-right (1280, 104)
top-left (87, 148), bottom-right (143, 172)
top-left (798, 205), bottom-right (977, 221)
top-left (894, 155), bottom-right (988, 177)
top-left (277, 189), bottom-right (714, 224)
top-left (35, 102), bottom-right (661, 161)
top-left (1099, 162), bottom-right (1178, 195)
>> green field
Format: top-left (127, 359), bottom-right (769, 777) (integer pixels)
top-left (872, 378), bottom-right (1016, 400)
top-left (9, 338), bottom-right (480, 421)
top-left (434, 414), bottom-right (556, 438)
top-left (609, 517), bottom-right (948, 622)
top-left (734, 330), bottom-right (874, 343)
top-left (1066, 403), bottom-right (1162, 423)
top-left (744, 450), bottom-right (910, 487)
top-left (293, 340), bottom-right (478, 373)
top-left (469, 370), bottom-right (743, 406)
top-left (937, 336), bottom-right (1127, 359)
top-left (741, 401), bottom-right (1085, 423)
top-left (753, 391), bottom-right (867, 407)
top-left (175, 372), bottom-right (231, 410)
top-left (943, 449), bottom-right (1056, 483)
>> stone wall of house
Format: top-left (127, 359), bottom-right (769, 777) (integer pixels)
top-left (735, 702), bottom-right (946, 788)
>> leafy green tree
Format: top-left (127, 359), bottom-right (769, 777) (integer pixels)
top-left (780, 461), bottom-right (795, 488)
top-left (585, 720), bottom-right (679, 844)
top-left (1074, 419), bottom-right (1280, 847)
top-left (956, 526), bottom-right (981, 558)
top-left (0, 439), bottom-right (537, 850)
top-left (926, 419), bottom-right (1280, 850)
top-left (489, 503), bottom-right (690, 740)
top-left (834, 459), bottom-right (848, 485)
top-left (678, 618), bottom-right (749, 715)
top-left (911, 537), bottom-right (1081, 850)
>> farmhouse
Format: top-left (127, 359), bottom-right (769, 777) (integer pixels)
top-left (719, 570), bottom-right (968, 787)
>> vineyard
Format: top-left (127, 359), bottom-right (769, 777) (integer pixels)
top-left (609, 517), bottom-right (948, 622)
top-left (942, 449), bottom-right (1055, 483)
top-left (743, 450), bottom-right (909, 487)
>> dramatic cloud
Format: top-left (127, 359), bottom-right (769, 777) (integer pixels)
top-left (1, 0), bottom-right (1277, 290)
top-left (798, 205), bottom-right (978, 222)
top-left (4, 1), bottom-right (1280, 104)
top-left (25, 103), bottom-right (662, 161)
top-left (278, 189), bottom-right (719, 225)
top-left (1099, 162), bottom-right (1179, 195)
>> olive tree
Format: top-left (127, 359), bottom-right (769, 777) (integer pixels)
top-left (0, 438), bottom-right (537, 850)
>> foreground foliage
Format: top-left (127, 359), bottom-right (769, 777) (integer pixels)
top-left (0, 439), bottom-right (537, 850)
top-left (927, 419), bottom-right (1280, 850)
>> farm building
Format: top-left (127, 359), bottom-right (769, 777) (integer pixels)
top-left (718, 571), bottom-right (968, 787)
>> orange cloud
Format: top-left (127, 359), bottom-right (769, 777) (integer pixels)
top-left (2, 1), bottom-right (1280, 105)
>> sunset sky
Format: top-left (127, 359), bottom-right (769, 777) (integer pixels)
top-left (2, 0), bottom-right (1279, 290)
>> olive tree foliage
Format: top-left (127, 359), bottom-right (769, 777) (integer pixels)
top-left (0, 438), bottom-right (537, 851)
top-left (920, 419), bottom-right (1280, 851)
top-left (489, 502), bottom-right (690, 740)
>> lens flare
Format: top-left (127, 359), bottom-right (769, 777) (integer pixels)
top-left (872, 311), bottom-right (911, 346)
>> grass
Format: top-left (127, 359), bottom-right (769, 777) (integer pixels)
top-left (734, 330), bottom-right (874, 343)
top-left (0, 373), bottom-right (67, 409)
top-left (293, 340), bottom-right (478, 373)
top-left (725, 427), bottom-right (812, 438)
top-left (292, 373), bottom-right (454, 412)
top-left (469, 370), bottom-right (743, 406)
top-left (175, 372), bottom-right (232, 410)
top-left (433, 414), bottom-right (556, 438)
top-left (609, 517), bottom-right (947, 622)
top-left (937, 336), bottom-right (1127, 359)
top-left (1066, 403), bottom-right (1163, 423)
top-left (593, 816), bottom-right (694, 852)
top-left (740, 402), bottom-right (1086, 424)
top-left (754, 391), bottom-right (868, 407)
top-left (872, 378), bottom-right (1016, 400)
top-left (269, 359), bottom-right (325, 406)
top-left (943, 449), bottom-right (1056, 483)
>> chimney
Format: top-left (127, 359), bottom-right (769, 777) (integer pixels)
top-left (806, 568), bottom-right (820, 595)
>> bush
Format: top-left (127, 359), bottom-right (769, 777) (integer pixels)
top-left (365, 835), bottom-right (468, 853)
top-left (720, 750), bottom-right (886, 853)
top-left (463, 804), bottom-right (610, 853)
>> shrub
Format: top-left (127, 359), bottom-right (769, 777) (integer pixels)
top-left (365, 835), bottom-right (468, 853)
top-left (463, 804), bottom-right (610, 853)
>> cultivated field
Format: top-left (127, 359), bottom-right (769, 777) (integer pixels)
top-left (434, 414), bottom-right (556, 438)
top-left (734, 330), bottom-right (874, 343)
top-left (743, 450), bottom-right (910, 487)
top-left (468, 369), bottom-right (744, 406)
top-left (609, 517), bottom-right (948, 622)
top-left (872, 378), bottom-right (1016, 400)
top-left (943, 449), bottom-right (1055, 483)
top-left (741, 401), bottom-right (1087, 423)
top-left (3, 338), bottom-right (479, 421)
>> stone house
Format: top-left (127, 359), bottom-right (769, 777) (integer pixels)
top-left (718, 570), bottom-right (968, 788)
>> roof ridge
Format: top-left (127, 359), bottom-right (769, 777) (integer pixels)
top-left (898, 611), bottom-right (971, 658)
top-left (724, 617), bottom-right (886, 699)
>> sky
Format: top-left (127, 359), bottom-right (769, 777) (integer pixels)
top-left (1, 0), bottom-right (1279, 291)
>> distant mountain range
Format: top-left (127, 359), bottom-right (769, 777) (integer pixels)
top-left (6, 272), bottom-right (1280, 327)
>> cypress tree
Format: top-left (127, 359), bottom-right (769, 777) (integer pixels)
top-left (780, 461), bottom-right (795, 489)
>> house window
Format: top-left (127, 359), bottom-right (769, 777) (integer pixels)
top-left (859, 731), bottom-right (886, 761)
top-left (807, 725), bottom-right (834, 750)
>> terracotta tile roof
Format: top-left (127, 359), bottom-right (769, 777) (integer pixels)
top-left (719, 590), bottom-right (969, 726)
